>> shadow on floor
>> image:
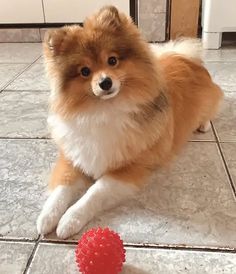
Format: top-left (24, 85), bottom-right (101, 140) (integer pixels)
top-left (122, 264), bottom-right (149, 274)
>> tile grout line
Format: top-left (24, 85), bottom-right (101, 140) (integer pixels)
top-left (189, 140), bottom-right (216, 143)
top-left (0, 237), bottom-right (36, 243)
top-left (124, 243), bottom-right (236, 254)
top-left (39, 239), bottom-right (236, 254)
top-left (0, 63), bottom-right (32, 93)
top-left (0, 42), bottom-right (42, 44)
top-left (211, 122), bottom-right (236, 198)
top-left (2, 89), bottom-right (49, 92)
top-left (0, 63), bottom-right (39, 64)
top-left (0, 137), bottom-right (51, 140)
top-left (0, 137), bottom-right (230, 142)
top-left (204, 60), bottom-right (236, 63)
top-left (0, 55), bottom-right (42, 93)
top-left (1, 236), bottom-right (235, 254)
top-left (22, 236), bottom-right (41, 274)
top-left (0, 136), bottom-right (235, 143)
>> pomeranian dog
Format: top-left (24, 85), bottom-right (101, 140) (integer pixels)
top-left (37, 6), bottom-right (223, 239)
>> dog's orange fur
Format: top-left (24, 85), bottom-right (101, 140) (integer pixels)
top-left (48, 152), bottom-right (91, 189)
top-left (45, 6), bottom-right (223, 189)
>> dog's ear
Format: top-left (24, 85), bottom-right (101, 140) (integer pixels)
top-left (84, 5), bottom-right (122, 31)
top-left (44, 25), bottom-right (82, 56)
top-left (97, 6), bottom-right (121, 29)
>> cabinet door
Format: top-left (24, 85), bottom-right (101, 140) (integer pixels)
top-left (43, 0), bottom-right (129, 23)
top-left (0, 0), bottom-right (44, 23)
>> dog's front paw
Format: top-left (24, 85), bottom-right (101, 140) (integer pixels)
top-left (197, 121), bottom-right (211, 133)
top-left (56, 209), bottom-right (85, 239)
top-left (37, 210), bottom-right (60, 236)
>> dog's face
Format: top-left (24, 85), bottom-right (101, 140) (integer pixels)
top-left (85, 53), bottom-right (121, 100)
top-left (44, 6), bottom-right (158, 115)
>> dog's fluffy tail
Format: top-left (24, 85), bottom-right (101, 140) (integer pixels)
top-left (150, 38), bottom-right (202, 61)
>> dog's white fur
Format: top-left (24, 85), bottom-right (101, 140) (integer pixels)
top-left (38, 176), bottom-right (137, 238)
top-left (150, 38), bottom-right (202, 60)
top-left (48, 102), bottom-right (151, 179)
top-left (37, 182), bottom-right (86, 235)
top-left (56, 176), bottom-right (137, 239)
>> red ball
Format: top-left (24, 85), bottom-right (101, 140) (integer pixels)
top-left (75, 227), bottom-right (126, 274)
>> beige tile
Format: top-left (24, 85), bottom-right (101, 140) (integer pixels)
top-left (0, 28), bottom-right (40, 42)
top-left (203, 48), bottom-right (236, 62)
top-left (40, 28), bottom-right (57, 42)
top-left (28, 244), bottom-right (236, 274)
top-left (221, 143), bottom-right (236, 190)
top-left (0, 140), bottom-right (56, 239)
top-left (0, 91), bottom-right (49, 138)
top-left (28, 243), bottom-right (78, 274)
top-left (36, 56), bottom-right (44, 64)
top-left (45, 143), bottom-right (236, 248)
top-left (0, 64), bottom-right (27, 90)
top-left (0, 242), bottom-right (34, 274)
top-left (0, 43), bottom-right (42, 63)
top-left (213, 92), bottom-right (236, 142)
top-left (139, 13), bottom-right (166, 42)
top-left (205, 62), bottom-right (236, 91)
top-left (138, 0), bottom-right (167, 42)
top-left (6, 63), bottom-right (49, 91)
top-left (40, 28), bottom-right (47, 41)
top-left (124, 248), bottom-right (236, 274)
top-left (139, 0), bottom-right (167, 14)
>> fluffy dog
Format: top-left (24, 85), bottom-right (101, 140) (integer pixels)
top-left (37, 6), bottom-right (223, 239)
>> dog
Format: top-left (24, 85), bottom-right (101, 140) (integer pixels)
top-left (37, 6), bottom-right (223, 239)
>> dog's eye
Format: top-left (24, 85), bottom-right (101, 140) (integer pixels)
top-left (81, 67), bottom-right (91, 77)
top-left (108, 56), bottom-right (118, 66)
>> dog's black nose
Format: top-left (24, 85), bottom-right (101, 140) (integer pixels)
top-left (99, 77), bottom-right (112, 91)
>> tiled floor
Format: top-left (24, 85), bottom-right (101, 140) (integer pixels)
top-left (0, 43), bottom-right (235, 274)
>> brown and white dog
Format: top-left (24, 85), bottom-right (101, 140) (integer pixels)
top-left (37, 6), bottom-right (223, 239)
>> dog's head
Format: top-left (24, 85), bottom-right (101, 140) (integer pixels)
top-left (44, 6), bottom-right (158, 116)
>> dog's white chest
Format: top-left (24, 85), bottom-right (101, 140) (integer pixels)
top-left (48, 113), bottom-right (141, 178)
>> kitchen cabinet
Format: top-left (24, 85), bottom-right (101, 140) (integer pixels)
top-left (0, 0), bottom-right (129, 24)
top-left (43, 0), bottom-right (129, 23)
top-left (0, 0), bottom-right (44, 23)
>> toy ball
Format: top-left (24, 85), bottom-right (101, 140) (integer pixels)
top-left (75, 227), bottom-right (126, 274)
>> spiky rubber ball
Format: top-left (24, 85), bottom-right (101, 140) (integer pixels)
top-left (75, 227), bottom-right (126, 274)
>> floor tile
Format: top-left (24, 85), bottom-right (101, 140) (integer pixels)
top-left (44, 143), bottom-right (236, 248)
top-left (205, 62), bottom-right (236, 91)
top-left (0, 29), bottom-right (41, 43)
top-left (221, 143), bottom-right (236, 190)
top-left (6, 63), bottom-right (49, 91)
top-left (203, 48), bottom-right (236, 62)
top-left (0, 91), bottom-right (49, 138)
top-left (0, 43), bottom-right (42, 63)
top-left (28, 243), bottom-right (236, 274)
top-left (123, 248), bottom-right (236, 274)
top-left (213, 92), bottom-right (236, 142)
top-left (0, 64), bottom-right (27, 90)
top-left (0, 140), bottom-right (56, 239)
top-left (0, 242), bottom-right (34, 274)
top-left (28, 243), bottom-right (78, 274)
top-left (36, 56), bottom-right (44, 64)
